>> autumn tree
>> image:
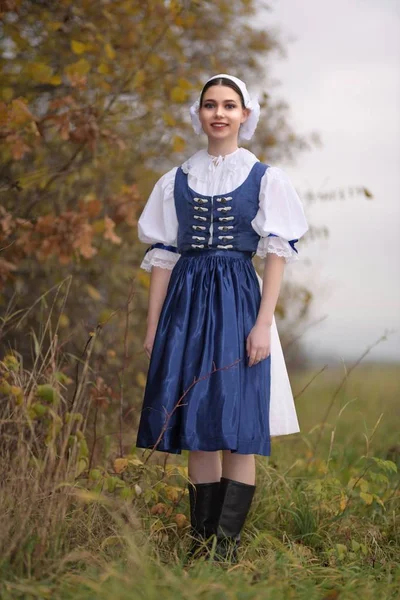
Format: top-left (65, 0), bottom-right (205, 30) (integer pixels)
top-left (0, 1), bottom-right (317, 440)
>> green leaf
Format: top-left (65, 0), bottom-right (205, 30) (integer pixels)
top-left (89, 469), bottom-right (102, 481)
top-left (359, 492), bottom-right (373, 505)
top-left (36, 383), bottom-right (59, 405)
top-left (336, 543), bottom-right (347, 560)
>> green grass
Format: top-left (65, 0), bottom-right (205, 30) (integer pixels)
top-left (1, 362), bottom-right (399, 599)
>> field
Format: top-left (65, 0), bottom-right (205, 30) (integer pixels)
top-left (0, 360), bottom-right (399, 600)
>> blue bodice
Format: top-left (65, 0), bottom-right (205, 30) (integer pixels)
top-left (173, 162), bottom-right (269, 254)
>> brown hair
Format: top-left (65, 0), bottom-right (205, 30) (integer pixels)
top-left (199, 77), bottom-right (245, 108)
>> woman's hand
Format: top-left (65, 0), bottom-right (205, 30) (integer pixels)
top-left (246, 322), bottom-right (271, 367)
top-left (144, 324), bottom-right (158, 359)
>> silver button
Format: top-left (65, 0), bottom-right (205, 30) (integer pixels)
top-left (192, 235), bottom-right (206, 241)
top-left (218, 226), bottom-right (234, 231)
top-left (194, 206), bottom-right (208, 212)
top-left (217, 206), bottom-right (232, 212)
top-left (191, 244), bottom-right (205, 248)
top-left (217, 244), bottom-right (233, 249)
top-left (219, 216), bottom-right (234, 222)
top-left (194, 215), bottom-right (207, 221)
top-left (218, 235), bottom-right (234, 241)
top-left (194, 197), bottom-right (208, 204)
top-left (192, 225), bottom-right (206, 231)
top-left (216, 196), bottom-right (233, 203)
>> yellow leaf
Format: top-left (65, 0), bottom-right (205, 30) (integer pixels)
top-left (136, 372), bottom-right (147, 388)
top-left (172, 135), bottom-right (185, 153)
top-left (92, 219), bottom-right (105, 234)
top-left (50, 75), bottom-right (62, 86)
top-left (165, 486), bottom-right (180, 502)
top-left (59, 313), bottom-right (70, 328)
top-left (49, 22), bottom-right (64, 31)
top-left (10, 385), bottom-right (23, 397)
top-left (133, 70), bottom-right (145, 87)
top-left (105, 43), bottom-right (116, 60)
top-left (98, 62), bottom-right (111, 75)
top-left (177, 77), bottom-right (192, 90)
top-left (3, 354), bottom-right (19, 372)
top-left (28, 62), bottom-right (53, 83)
top-left (339, 492), bottom-right (347, 511)
top-left (170, 86), bottom-right (188, 103)
top-left (163, 112), bottom-right (176, 127)
top-left (71, 40), bottom-right (87, 55)
top-left (99, 308), bottom-right (114, 323)
top-left (114, 458), bottom-right (128, 474)
top-left (127, 457), bottom-right (143, 467)
top-left (136, 269), bottom-right (150, 290)
top-left (65, 59), bottom-right (91, 77)
top-left (177, 465), bottom-right (188, 477)
top-left (360, 492), bottom-right (373, 505)
top-left (85, 283), bottom-right (102, 301)
top-left (1, 88), bottom-right (13, 102)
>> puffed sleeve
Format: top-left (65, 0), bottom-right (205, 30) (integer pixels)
top-left (251, 166), bottom-right (309, 263)
top-left (138, 167), bottom-right (181, 272)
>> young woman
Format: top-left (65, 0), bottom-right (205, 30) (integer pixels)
top-left (136, 74), bottom-right (308, 562)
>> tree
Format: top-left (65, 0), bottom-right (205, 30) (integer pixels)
top-left (0, 0), bottom-right (317, 431)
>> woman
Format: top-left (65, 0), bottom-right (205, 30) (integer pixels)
top-left (136, 74), bottom-right (308, 562)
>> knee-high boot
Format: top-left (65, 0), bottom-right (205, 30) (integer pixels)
top-left (214, 476), bottom-right (256, 563)
top-left (187, 481), bottom-right (221, 559)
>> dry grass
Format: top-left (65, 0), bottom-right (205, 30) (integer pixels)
top-left (0, 297), bottom-right (399, 599)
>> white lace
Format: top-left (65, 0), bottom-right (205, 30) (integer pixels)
top-left (256, 237), bottom-right (298, 263)
top-left (140, 247), bottom-right (180, 272)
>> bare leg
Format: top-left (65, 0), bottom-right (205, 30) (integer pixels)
top-left (221, 451), bottom-right (255, 485)
top-left (188, 450), bottom-right (222, 483)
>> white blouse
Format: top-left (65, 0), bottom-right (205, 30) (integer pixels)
top-left (138, 148), bottom-right (308, 271)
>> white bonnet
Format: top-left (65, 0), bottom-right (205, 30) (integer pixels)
top-left (189, 73), bottom-right (261, 141)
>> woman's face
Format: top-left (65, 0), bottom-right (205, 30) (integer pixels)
top-left (198, 85), bottom-right (249, 142)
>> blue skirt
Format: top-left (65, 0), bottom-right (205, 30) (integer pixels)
top-left (136, 249), bottom-right (271, 456)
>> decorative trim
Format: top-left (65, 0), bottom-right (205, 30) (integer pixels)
top-left (144, 242), bottom-right (178, 255)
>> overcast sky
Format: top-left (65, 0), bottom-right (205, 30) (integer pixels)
top-left (262, 0), bottom-right (400, 363)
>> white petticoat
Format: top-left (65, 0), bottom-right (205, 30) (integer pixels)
top-left (256, 272), bottom-right (300, 437)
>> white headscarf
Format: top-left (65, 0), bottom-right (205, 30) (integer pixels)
top-left (189, 73), bottom-right (261, 141)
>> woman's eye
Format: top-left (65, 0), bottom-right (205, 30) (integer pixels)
top-left (203, 103), bottom-right (237, 109)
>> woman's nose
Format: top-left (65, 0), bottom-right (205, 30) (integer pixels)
top-left (214, 105), bottom-right (225, 118)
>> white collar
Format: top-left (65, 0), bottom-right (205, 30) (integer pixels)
top-left (181, 147), bottom-right (257, 180)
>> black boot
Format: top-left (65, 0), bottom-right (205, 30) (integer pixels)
top-left (187, 481), bottom-right (221, 559)
top-left (214, 477), bottom-right (256, 564)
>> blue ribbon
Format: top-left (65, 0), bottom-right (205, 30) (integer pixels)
top-left (144, 242), bottom-right (179, 255)
top-left (267, 233), bottom-right (299, 254)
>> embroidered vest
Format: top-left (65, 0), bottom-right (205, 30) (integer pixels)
top-left (174, 162), bottom-right (269, 253)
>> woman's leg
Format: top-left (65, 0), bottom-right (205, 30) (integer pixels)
top-left (188, 450), bottom-right (222, 483)
top-left (186, 451), bottom-right (222, 559)
top-left (221, 451), bottom-right (255, 484)
top-left (214, 451), bottom-right (256, 563)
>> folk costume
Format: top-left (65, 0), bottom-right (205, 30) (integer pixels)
top-left (135, 74), bottom-right (309, 561)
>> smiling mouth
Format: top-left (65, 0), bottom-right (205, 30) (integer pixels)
top-left (211, 123), bottom-right (228, 128)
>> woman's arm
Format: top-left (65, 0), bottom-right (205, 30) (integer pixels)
top-left (246, 253), bottom-right (285, 367)
top-left (143, 266), bottom-right (173, 358)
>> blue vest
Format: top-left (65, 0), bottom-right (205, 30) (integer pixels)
top-left (173, 162), bottom-right (269, 254)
